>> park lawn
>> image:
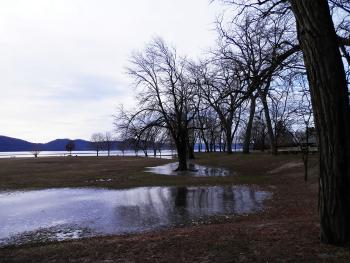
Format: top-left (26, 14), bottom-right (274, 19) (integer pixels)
top-left (1, 152), bottom-right (350, 262)
top-left (0, 153), bottom-right (280, 190)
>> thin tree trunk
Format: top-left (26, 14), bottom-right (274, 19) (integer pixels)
top-left (232, 109), bottom-right (242, 152)
top-left (188, 143), bottom-right (195, 159)
top-left (201, 132), bottom-right (209, 153)
top-left (243, 96), bottom-right (256, 154)
top-left (261, 95), bottom-right (277, 155)
top-left (303, 126), bottom-right (309, 182)
top-left (261, 131), bottom-right (266, 152)
top-left (204, 138), bottom-right (209, 152)
top-left (226, 128), bottom-right (233, 154)
top-left (198, 138), bottom-right (202, 152)
top-left (291, 0), bottom-right (350, 244)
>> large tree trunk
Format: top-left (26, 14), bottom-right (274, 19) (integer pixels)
top-left (243, 95), bottom-right (256, 154)
top-left (177, 144), bottom-right (188, 171)
top-left (291, 0), bottom-right (350, 245)
top-left (176, 131), bottom-right (188, 171)
top-left (225, 127), bottom-right (233, 154)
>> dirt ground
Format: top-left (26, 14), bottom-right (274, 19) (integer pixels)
top-left (1, 153), bottom-right (350, 262)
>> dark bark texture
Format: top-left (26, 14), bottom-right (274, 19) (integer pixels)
top-left (261, 94), bottom-right (277, 155)
top-left (175, 129), bottom-right (189, 171)
top-left (243, 96), bottom-right (256, 154)
top-left (291, 0), bottom-right (350, 244)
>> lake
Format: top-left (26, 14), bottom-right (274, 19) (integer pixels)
top-left (0, 150), bottom-right (176, 159)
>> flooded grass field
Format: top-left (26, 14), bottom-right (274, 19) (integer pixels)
top-left (0, 186), bottom-right (271, 246)
top-left (2, 154), bottom-right (342, 263)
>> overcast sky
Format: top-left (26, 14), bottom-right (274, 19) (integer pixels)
top-left (0, 0), bottom-right (224, 143)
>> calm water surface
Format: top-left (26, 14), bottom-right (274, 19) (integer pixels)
top-left (0, 150), bottom-right (175, 159)
top-left (0, 186), bottom-right (271, 246)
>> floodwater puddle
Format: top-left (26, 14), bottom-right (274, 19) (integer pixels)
top-left (0, 186), bottom-right (271, 246)
top-left (146, 162), bottom-right (231, 177)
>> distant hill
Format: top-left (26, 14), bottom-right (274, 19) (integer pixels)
top-left (0, 135), bottom-right (171, 152)
top-left (0, 136), bottom-right (91, 152)
top-left (41, 139), bottom-right (91, 151)
top-left (0, 136), bottom-right (34, 152)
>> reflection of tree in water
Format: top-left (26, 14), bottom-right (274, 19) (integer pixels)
top-left (0, 187), bottom-right (270, 246)
top-left (222, 187), bottom-right (235, 214)
top-left (158, 188), bottom-right (173, 221)
top-left (105, 187), bottom-right (267, 234)
top-left (110, 188), bottom-right (173, 230)
top-left (174, 187), bottom-right (188, 207)
top-left (185, 188), bottom-right (207, 212)
top-left (109, 186), bottom-right (267, 232)
top-left (172, 187), bottom-right (190, 223)
top-left (230, 187), bottom-right (262, 214)
top-left (249, 188), bottom-right (259, 209)
top-left (233, 188), bottom-right (245, 213)
top-left (176, 187), bottom-right (236, 216)
top-left (114, 205), bottom-right (141, 227)
top-left (197, 188), bottom-right (208, 209)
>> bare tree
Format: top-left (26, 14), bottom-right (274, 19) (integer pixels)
top-left (195, 105), bottom-right (214, 152)
top-left (31, 144), bottom-right (41, 158)
top-left (292, 74), bottom-right (314, 181)
top-left (268, 77), bottom-right (299, 151)
top-left (216, 13), bottom-right (298, 154)
top-left (124, 38), bottom-right (198, 170)
top-left (143, 126), bottom-right (167, 157)
top-left (250, 111), bottom-right (268, 151)
top-left (104, 132), bottom-right (114, 157)
top-left (154, 128), bottom-right (169, 157)
top-left (90, 133), bottom-right (104, 157)
top-left (65, 140), bottom-right (75, 156)
top-left (118, 139), bottom-right (128, 156)
top-left (189, 59), bottom-right (245, 154)
top-left (117, 109), bottom-right (150, 157)
top-left (243, 94), bottom-right (258, 153)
